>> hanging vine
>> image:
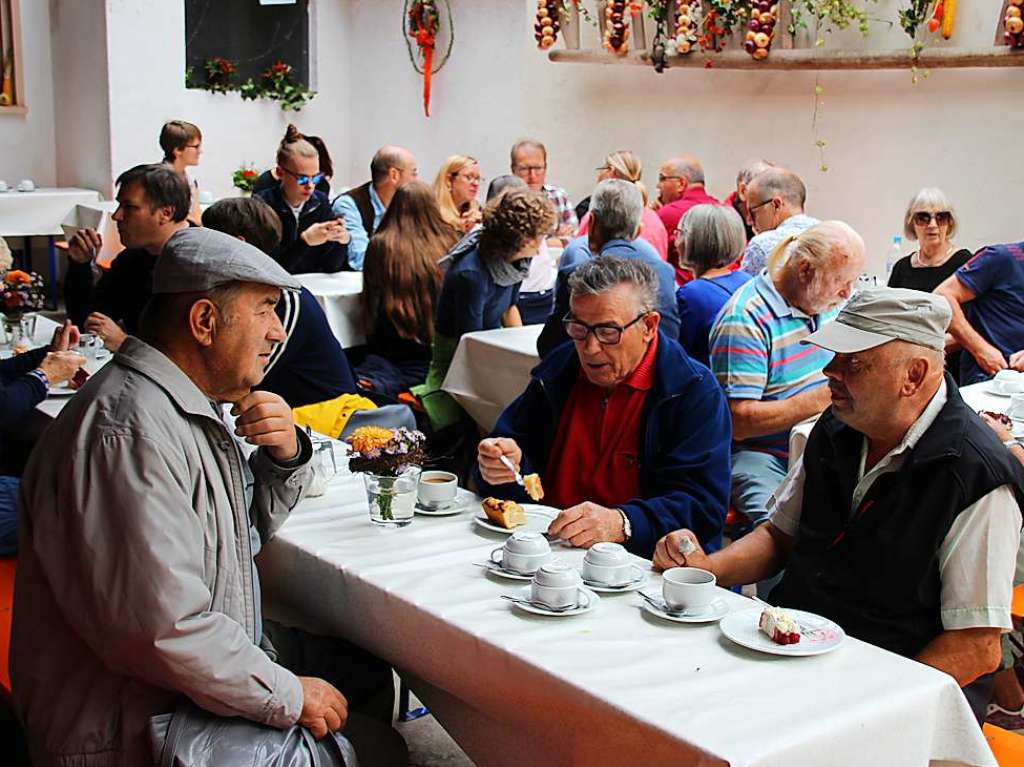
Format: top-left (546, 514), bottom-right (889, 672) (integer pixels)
top-left (404, 0), bottom-right (455, 117)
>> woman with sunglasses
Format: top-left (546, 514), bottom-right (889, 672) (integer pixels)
top-left (888, 188), bottom-right (970, 293)
top-left (255, 124), bottom-right (350, 274)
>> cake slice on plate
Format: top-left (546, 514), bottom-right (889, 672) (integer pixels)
top-left (758, 606), bottom-right (801, 645)
top-left (481, 498), bottom-right (526, 529)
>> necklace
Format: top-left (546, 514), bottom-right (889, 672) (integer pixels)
top-left (912, 243), bottom-right (952, 268)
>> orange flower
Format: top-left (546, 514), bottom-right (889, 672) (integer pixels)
top-left (347, 426), bottom-right (395, 454)
top-left (5, 270), bottom-right (31, 285)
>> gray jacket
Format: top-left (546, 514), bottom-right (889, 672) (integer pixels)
top-left (12, 337), bottom-right (313, 766)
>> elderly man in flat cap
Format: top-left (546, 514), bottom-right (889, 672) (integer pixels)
top-left (13, 228), bottom-right (402, 766)
top-left (655, 287), bottom-right (1024, 721)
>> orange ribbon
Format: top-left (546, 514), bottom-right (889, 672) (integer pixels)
top-left (411, 20), bottom-right (436, 117)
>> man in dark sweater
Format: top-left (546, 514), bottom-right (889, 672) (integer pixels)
top-left (654, 288), bottom-right (1023, 721)
top-left (331, 146), bottom-right (418, 271)
top-left (65, 164), bottom-right (190, 351)
top-left (201, 197), bottom-right (356, 407)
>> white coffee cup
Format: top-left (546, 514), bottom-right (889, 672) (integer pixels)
top-left (17, 178), bottom-right (35, 192)
top-left (417, 470), bottom-right (458, 508)
top-left (993, 370), bottom-right (1024, 396)
top-left (531, 563), bottom-right (582, 609)
top-left (662, 567), bottom-right (716, 612)
top-left (1008, 393), bottom-right (1024, 421)
top-left (490, 531), bottom-right (551, 574)
top-left (581, 542), bottom-right (633, 586)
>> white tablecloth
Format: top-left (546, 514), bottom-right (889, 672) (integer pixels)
top-left (296, 272), bottom-right (364, 349)
top-left (259, 469), bottom-right (994, 767)
top-left (788, 381), bottom-right (1008, 466)
top-left (0, 188), bottom-right (102, 237)
top-left (441, 325), bottom-right (542, 432)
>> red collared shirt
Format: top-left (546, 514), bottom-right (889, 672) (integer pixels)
top-left (544, 335), bottom-right (659, 510)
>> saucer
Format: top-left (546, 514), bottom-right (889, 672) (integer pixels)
top-left (508, 585), bottom-right (597, 617)
top-left (47, 385), bottom-right (76, 397)
top-left (719, 608), bottom-right (846, 656)
top-left (415, 492), bottom-right (474, 517)
top-left (477, 559), bottom-right (537, 581)
top-left (583, 563), bottom-right (648, 593)
top-left (473, 506), bottom-right (557, 535)
top-left (639, 592), bottom-right (729, 623)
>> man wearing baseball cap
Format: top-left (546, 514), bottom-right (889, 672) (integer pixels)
top-left (13, 229), bottom-right (403, 765)
top-left (654, 287), bottom-right (1024, 720)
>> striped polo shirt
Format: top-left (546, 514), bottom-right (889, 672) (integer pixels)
top-left (709, 273), bottom-right (836, 457)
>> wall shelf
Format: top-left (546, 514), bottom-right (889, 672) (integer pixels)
top-left (548, 46), bottom-right (1024, 71)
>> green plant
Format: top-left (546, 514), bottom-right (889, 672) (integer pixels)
top-left (232, 165), bottom-right (260, 193)
top-left (239, 60), bottom-right (316, 112)
top-left (790, 0), bottom-right (876, 44)
top-left (203, 56), bottom-right (237, 94)
top-left (898, 0), bottom-right (932, 37)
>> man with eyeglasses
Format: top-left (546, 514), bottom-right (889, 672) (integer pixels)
top-left (536, 179), bottom-right (680, 358)
top-left (739, 167), bottom-right (819, 276)
top-left (935, 240), bottom-right (1024, 385)
top-left (476, 256), bottom-right (732, 558)
top-left (653, 156), bottom-right (719, 282)
top-left (331, 145), bottom-right (418, 271)
top-left (510, 138), bottom-right (577, 239)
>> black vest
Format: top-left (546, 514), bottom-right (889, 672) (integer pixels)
top-left (344, 181), bottom-right (377, 237)
top-left (772, 377), bottom-right (1024, 658)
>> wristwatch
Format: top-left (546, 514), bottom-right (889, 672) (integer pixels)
top-left (617, 509), bottom-right (632, 541)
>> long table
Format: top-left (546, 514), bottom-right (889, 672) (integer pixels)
top-left (259, 463), bottom-right (995, 767)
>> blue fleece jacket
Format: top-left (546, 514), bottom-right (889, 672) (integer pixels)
top-left (476, 332), bottom-right (732, 557)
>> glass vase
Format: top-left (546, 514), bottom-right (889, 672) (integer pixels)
top-left (2, 313), bottom-right (33, 350)
top-left (363, 469), bottom-right (418, 527)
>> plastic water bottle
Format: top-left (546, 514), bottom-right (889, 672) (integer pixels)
top-left (884, 235), bottom-right (903, 282)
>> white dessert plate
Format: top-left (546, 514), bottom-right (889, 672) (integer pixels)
top-left (719, 607), bottom-right (846, 656)
top-left (639, 592), bottom-right (729, 623)
top-left (47, 385), bottom-right (76, 397)
top-left (507, 585), bottom-right (598, 617)
top-left (473, 504), bottom-right (559, 535)
top-left (583, 563), bottom-right (649, 593)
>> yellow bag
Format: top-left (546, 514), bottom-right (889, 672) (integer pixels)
top-left (292, 393), bottom-right (378, 438)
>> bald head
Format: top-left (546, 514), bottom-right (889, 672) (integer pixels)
top-left (664, 155), bottom-right (705, 186)
top-left (370, 145), bottom-right (416, 184)
top-left (748, 168), bottom-right (806, 211)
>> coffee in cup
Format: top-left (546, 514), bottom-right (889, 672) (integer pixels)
top-left (490, 531), bottom-right (551, 574)
top-left (581, 542), bottom-right (633, 586)
top-left (662, 567), bottom-right (716, 612)
top-left (531, 563), bottom-right (582, 609)
top-left (417, 470), bottom-right (458, 508)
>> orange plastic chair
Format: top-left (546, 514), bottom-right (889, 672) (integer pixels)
top-left (1011, 584), bottom-right (1024, 627)
top-left (984, 723), bottom-right (1024, 765)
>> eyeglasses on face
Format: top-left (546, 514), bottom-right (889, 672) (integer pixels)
top-left (658, 174), bottom-right (682, 183)
top-left (452, 171), bottom-right (483, 183)
top-left (912, 210), bottom-right (952, 226)
top-left (280, 166), bottom-right (324, 186)
top-left (562, 312), bottom-right (648, 346)
top-left (514, 165), bottom-right (546, 175)
top-left (747, 198), bottom-right (774, 214)
top-left (184, 143), bottom-right (202, 150)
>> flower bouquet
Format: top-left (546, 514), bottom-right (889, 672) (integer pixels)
top-left (0, 270), bottom-right (46, 349)
top-left (232, 165), bottom-right (260, 194)
top-left (346, 426), bottom-right (426, 526)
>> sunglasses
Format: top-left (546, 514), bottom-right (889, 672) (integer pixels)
top-left (913, 211), bottom-right (952, 226)
top-left (280, 166), bottom-right (325, 187)
top-left (562, 312), bottom-right (647, 346)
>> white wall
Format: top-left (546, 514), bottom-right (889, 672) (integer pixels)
top-left (345, 0), bottom-right (1021, 274)
top-left (103, 0), bottom-right (353, 202)
top-left (51, 0), bottom-right (111, 195)
top-left (0, 0), bottom-right (56, 186)
top-left (3, 0), bottom-right (1021, 277)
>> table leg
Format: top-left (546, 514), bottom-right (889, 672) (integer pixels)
top-left (46, 236), bottom-right (58, 309)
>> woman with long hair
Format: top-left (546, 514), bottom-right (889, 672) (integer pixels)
top-left (577, 150), bottom-right (669, 261)
top-left (357, 181), bottom-right (458, 396)
top-left (432, 155), bottom-right (482, 235)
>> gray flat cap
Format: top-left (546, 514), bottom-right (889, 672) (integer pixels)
top-left (153, 227), bottom-right (301, 295)
top-left (803, 287), bottom-right (951, 353)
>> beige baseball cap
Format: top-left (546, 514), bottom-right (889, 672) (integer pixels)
top-left (803, 287), bottom-right (951, 354)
